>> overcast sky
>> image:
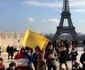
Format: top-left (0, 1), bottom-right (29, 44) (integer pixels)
top-left (0, 0), bottom-right (85, 34)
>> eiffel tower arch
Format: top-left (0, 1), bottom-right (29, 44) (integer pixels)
top-left (53, 0), bottom-right (78, 41)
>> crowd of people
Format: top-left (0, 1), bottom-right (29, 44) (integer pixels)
top-left (0, 40), bottom-right (85, 70)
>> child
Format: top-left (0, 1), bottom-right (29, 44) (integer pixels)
top-left (0, 57), bottom-right (5, 70)
top-left (6, 62), bottom-right (19, 70)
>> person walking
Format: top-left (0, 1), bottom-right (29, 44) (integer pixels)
top-left (70, 47), bottom-right (78, 70)
top-left (59, 46), bottom-right (68, 70)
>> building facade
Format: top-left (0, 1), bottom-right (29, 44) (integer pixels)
top-left (0, 32), bottom-right (24, 51)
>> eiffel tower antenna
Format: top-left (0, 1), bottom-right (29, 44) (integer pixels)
top-left (53, 0), bottom-right (78, 40)
top-left (63, 0), bottom-right (69, 11)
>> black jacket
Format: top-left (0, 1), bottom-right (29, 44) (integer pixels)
top-left (6, 67), bottom-right (19, 70)
top-left (59, 50), bottom-right (67, 63)
top-left (80, 52), bottom-right (85, 67)
top-left (80, 53), bottom-right (85, 64)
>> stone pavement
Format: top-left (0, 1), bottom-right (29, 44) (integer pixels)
top-left (0, 47), bottom-right (84, 70)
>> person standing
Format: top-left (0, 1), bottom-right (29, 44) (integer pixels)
top-left (45, 43), bottom-right (57, 70)
top-left (10, 46), bottom-right (15, 59)
top-left (32, 46), bottom-right (47, 70)
top-left (6, 45), bottom-right (15, 60)
top-left (14, 47), bottom-right (28, 70)
top-left (80, 48), bottom-right (85, 70)
top-left (6, 45), bottom-right (11, 60)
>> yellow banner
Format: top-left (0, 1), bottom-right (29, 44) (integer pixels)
top-left (22, 29), bottom-right (49, 51)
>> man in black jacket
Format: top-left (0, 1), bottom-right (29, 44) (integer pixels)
top-left (59, 47), bottom-right (68, 70)
top-left (6, 45), bottom-right (15, 60)
top-left (80, 48), bottom-right (85, 70)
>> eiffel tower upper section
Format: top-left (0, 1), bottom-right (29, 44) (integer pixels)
top-left (59, 0), bottom-right (73, 27)
top-left (53, 0), bottom-right (78, 40)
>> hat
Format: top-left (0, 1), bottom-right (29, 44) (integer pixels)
top-left (73, 62), bottom-right (79, 67)
top-left (9, 62), bottom-right (16, 67)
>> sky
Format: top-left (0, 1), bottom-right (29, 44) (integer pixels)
top-left (0, 0), bottom-right (85, 34)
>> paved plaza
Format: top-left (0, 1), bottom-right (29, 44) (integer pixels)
top-left (0, 47), bottom-right (84, 70)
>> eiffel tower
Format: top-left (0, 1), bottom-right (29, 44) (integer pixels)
top-left (53, 0), bottom-right (78, 40)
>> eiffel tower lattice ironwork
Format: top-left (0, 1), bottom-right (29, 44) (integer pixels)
top-left (53, 0), bottom-right (78, 40)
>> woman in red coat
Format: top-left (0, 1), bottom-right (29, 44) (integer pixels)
top-left (14, 48), bottom-right (28, 70)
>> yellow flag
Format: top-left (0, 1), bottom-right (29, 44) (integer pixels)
top-left (22, 29), bottom-right (49, 51)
